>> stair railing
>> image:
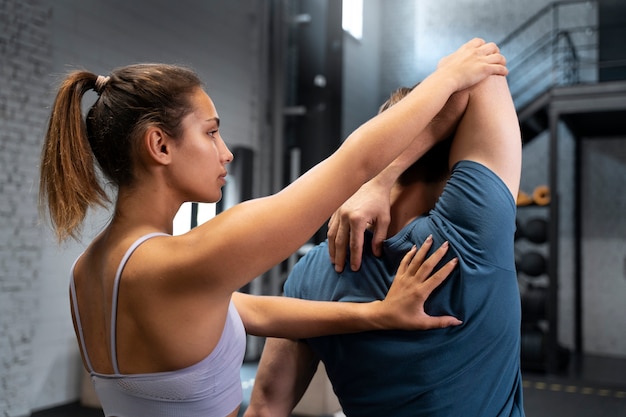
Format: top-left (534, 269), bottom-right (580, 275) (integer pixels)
top-left (498, 0), bottom-right (598, 110)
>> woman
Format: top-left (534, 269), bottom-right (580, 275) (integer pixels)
top-left (39, 38), bottom-right (507, 417)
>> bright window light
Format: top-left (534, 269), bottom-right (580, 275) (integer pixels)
top-left (342, 0), bottom-right (363, 40)
top-left (173, 202), bottom-right (216, 235)
top-left (173, 202), bottom-right (192, 235)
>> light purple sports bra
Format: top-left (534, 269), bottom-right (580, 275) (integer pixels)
top-left (70, 233), bottom-right (246, 417)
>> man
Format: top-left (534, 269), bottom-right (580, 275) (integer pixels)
top-left (245, 73), bottom-right (524, 416)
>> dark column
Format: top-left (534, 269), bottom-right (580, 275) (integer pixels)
top-left (288, 0), bottom-right (344, 244)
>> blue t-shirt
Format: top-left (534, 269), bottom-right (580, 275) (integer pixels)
top-left (284, 161), bottom-right (525, 417)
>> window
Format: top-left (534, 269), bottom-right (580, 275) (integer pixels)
top-left (173, 202), bottom-right (216, 235)
top-left (342, 0), bottom-right (363, 40)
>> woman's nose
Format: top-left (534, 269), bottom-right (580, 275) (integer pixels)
top-left (222, 141), bottom-right (234, 164)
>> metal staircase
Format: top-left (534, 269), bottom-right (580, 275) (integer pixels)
top-left (500, 0), bottom-right (626, 143)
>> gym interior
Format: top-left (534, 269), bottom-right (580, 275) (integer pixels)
top-left (1, 1), bottom-right (625, 416)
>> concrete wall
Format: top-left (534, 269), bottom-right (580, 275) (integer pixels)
top-left (581, 138), bottom-right (626, 356)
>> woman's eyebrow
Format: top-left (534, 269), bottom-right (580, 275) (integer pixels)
top-left (206, 117), bottom-right (220, 127)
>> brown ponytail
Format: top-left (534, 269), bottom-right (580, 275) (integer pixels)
top-left (39, 64), bottom-right (203, 242)
top-left (39, 71), bottom-right (109, 242)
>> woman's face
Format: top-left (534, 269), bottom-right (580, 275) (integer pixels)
top-left (170, 88), bottom-right (234, 203)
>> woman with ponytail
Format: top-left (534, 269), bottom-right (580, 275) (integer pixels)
top-left (39, 39), bottom-right (507, 417)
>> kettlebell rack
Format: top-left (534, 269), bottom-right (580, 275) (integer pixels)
top-left (515, 187), bottom-right (569, 373)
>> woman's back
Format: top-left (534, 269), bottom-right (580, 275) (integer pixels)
top-left (71, 233), bottom-right (246, 417)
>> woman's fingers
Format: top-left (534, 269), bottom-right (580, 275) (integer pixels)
top-left (415, 314), bottom-right (463, 330)
top-left (419, 257), bottom-right (459, 295)
top-left (403, 239), bottom-right (451, 282)
top-left (478, 40), bottom-right (500, 55)
top-left (384, 238), bottom-right (462, 330)
top-left (397, 235), bottom-right (433, 277)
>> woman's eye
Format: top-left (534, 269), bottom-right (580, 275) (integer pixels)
top-left (208, 130), bottom-right (218, 138)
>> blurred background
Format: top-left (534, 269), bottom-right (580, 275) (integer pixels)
top-left (1, 0), bottom-right (625, 416)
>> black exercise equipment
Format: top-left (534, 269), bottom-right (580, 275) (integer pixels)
top-left (516, 251), bottom-right (548, 277)
top-left (523, 217), bottom-right (548, 243)
top-left (521, 287), bottom-right (547, 323)
top-left (521, 325), bottom-right (546, 366)
top-left (515, 217), bottom-right (549, 243)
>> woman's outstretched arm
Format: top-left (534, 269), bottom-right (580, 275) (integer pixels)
top-left (233, 236), bottom-right (460, 338)
top-left (176, 38), bottom-right (507, 293)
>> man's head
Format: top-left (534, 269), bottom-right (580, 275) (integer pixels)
top-left (379, 86), bottom-right (455, 186)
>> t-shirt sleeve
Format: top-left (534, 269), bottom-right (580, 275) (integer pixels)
top-left (431, 160), bottom-right (517, 268)
top-left (283, 261), bottom-right (302, 298)
top-left (283, 242), bottom-right (329, 300)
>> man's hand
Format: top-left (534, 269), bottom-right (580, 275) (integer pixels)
top-left (328, 179), bottom-right (392, 272)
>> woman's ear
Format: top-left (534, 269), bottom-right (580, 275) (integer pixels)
top-left (143, 126), bottom-right (172, 165)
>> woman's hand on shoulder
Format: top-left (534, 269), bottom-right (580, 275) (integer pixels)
top-left (376, 235), bottom-right (462, 330)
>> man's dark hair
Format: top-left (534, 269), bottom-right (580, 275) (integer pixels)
top-left (379, 86), bottom-right (453, 186)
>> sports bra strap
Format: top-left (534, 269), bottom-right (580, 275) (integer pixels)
top-left (70, 257), bottom-right (94, 373)
top-left (70, 233), bottom-right (170, 376)
top-left (110, 232), bottom-right (169, 374)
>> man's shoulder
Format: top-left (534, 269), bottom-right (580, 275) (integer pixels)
top-left (293, 241), bottom-right (333, 273)
top-left (445, 159), bottom-right (516, 212)
top-left (284, 241), bottom-right (336, 297)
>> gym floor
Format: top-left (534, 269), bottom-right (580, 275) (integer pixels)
top-left (32, 354), bottom-right (626, 417)
top-left (522, 354), bottom-right (626, 417)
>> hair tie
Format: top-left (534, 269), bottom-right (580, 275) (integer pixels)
top-left (94, 75), bottom-right (110, 95)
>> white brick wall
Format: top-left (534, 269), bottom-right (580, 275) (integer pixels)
top-left (0, 1), bottom-right (52, 415)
